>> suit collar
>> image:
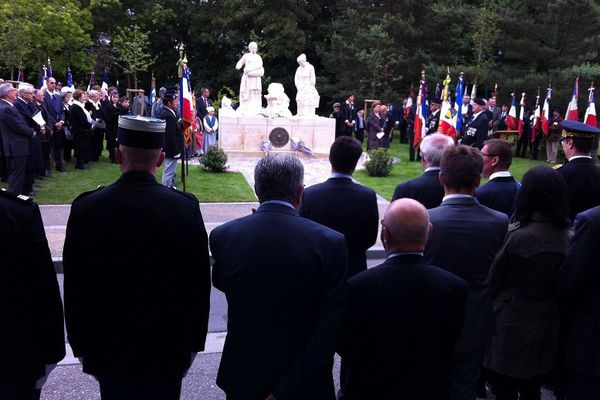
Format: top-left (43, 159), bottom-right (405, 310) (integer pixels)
top-left (384, 253), bottom-right (427, 265)
top-left (257, 201), bottom-right (298, 215)
top-left (423, 168), bottom-right (440, 176)
top-left (440, 195), bottom-right (479, 206)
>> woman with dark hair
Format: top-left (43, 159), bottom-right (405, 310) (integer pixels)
top-left (484, 165), bottom-right (572, 400)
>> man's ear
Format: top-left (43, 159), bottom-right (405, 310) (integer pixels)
top-left (115, 147), bottom-right (123, 164)
top-left (438, 172), bottom-right (445, 186)
top-left (293, 184), bottom-right (305, 210)
top-left (157, 151), bottom-right (166, 168)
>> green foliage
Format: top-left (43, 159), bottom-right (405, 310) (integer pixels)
top-left (364, 149), bottom-right (395, 177)
top-left (200, 147), bottom-right (229, 173)
top-left (213, 86), bottom-right (239, 110)
top-left (112, 25), bottom-right (156, 88)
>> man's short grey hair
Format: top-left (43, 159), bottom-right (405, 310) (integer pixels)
top-left (0, 82), bottom-right (15, 98)
top-left (88, 89), bottom-right (99, 98)
top-left (254, 154), bottom-right (304, 203)
top-left (17, 83), bottom-right (33, 96)
top-left (420, 133), bottom-right (455, 166)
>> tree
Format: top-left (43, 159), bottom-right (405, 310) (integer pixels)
top-left (112, 25), bottom-right (157, 89)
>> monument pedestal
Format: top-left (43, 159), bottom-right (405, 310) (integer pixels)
top-left (218, 114), bottom-right (335, 157)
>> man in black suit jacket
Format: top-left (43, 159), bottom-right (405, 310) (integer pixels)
top-left (341, 93), bottom-right (357, 137)
top-left (462, 98), bottom-right (489, 149)
top-left (63, 116), bottom-right (211, 399)
top-left (300, 136), bottom-right (378, 277)
top-left (158, 90), bottom-right (183, 188)
top-left (476, 139), bottom-right (520, 218)
top-left (557, 120), bottom-right (600, 221)
top-left (561, 205), bottom-right (600, 399)
top-left (196, 87), bottom-right (212, 120)
top-left (43, 77), bottom-right (66, 172)
top-left (0, 83), bottom-right (35, 195)
top-left (339, 198), bottom-right (468, 400)
top-left (392, 133), bottom-right (454, 208)
top-left (425, 145), bottom-right (509, 400)
top-left (0, 189), bottom-right (65, 400)
top-left (211, 154), bottom-right (347, 400)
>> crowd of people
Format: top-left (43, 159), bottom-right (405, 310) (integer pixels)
top-left (0, 78), bottom-right (220, 196)
top-left (330, 93), bottom-right (572, 165)
top-left (2, 109), bottom-right (600, 399)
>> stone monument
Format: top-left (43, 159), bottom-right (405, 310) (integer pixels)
top-left (220, 48), bottom-right (335, 156)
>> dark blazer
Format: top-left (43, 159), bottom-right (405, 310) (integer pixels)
top-left (14, 98), bottom-right (39, 132)
top-left (63, 172), bottom-right (211, 377)
top-left (463, 112), bottom-right (489, 149)
top-left (0, 100), bottom-right (34, 157)
top-left (425, 196), bottom-right (508, 351)
top-left (210, 202), bottom-right (348, 400)
top-left (43, 90), bottom-right (64, 130)
top-left (342, 101), bottom-right (356, 135)
top-left (392, 169), bottom-right (444, 209)
top-left (103, 101), bottom-right (121, 141)
top-left (561, 205), bottom-right (600, 377)
top-left (68, 103), bottom-right (92, 138)
top-left (339, 254), bottom-right (468, 400)
top-left (426, 110), bottom-right (440, 135)
top-left (196, 96), bottom-right (212, 119)
top-left (475, 176), bottom-right (520, 218)
top-left (557, 157), bottom-right (600, 222)
top-left (159, 106), bottom-right (182, 158)
top-left (300, 177), bottom-right (379, 277)
top-left (0, 190), bottom-right (65, 385)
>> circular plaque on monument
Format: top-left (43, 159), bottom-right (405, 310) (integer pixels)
top-left (269, 127), bottom-right (290, 148)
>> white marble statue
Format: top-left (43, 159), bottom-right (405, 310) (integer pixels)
top-left (235, 41), bottom-right (264, 114)
top-left (294, 53), bottom-right (320, 117)
top-left (264, 83), bottom-right (292, 118)
top-left (218, 95), bottom-right (236, 116)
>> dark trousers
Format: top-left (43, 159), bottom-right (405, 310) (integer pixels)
top-left (51, 130), bottom-right (64, 169)
top-left (97, 375), bottom-right (182, 400)
top-left (41, 141), bottom-right (51, 173)
top-left (530, 135), bottom-right (542, 160)
top-left (516, 135), bottom-right (529, 157)
top-left (64, 138), bottom-right (74, 161)
top-left (74, 132), bottom-right (90, 168)
top-left (0, 382), bottom-right (41, 400)
top-left (567, 371), bottom-right (600, 400)
top-left (91, 129), bottom-right (104, 161)
top-left (450, 347), bottom-right (486, 400)
top-left (7, 156), bottom-right (28, 195)
top-left (355, 128), bottom-right (364, 143)
top-left (491, 371), bottom-right (541, 400)
top-left (106, 135), bottom-right (117, 163)
top-left (0, 153), bottom-right (7, 181)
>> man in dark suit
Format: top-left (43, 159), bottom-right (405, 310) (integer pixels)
top-left (557, 120), bottom-right (600, 222)
top-left (0, 83), bottom-right (35, 195)
top-left (339, 198), bottom-right (468, 400)
top-left (392, 133), bottom-right (454, 208)
top-left (210, 154), bottom-right (347, 400)
top-left (476, 139), bottom-right (520, 218)
top-left (43, 77), bottom-right (66, 172)
top-left (486, 97), bottom-right (502, 134)
top-left (425, 145), bottom-right (509, 400)
top-left (196, 87), bottom-right (212, 120)
top-left (158, 89), bottom-right (182, 188)
top-left (426, 98), bottom-right (441, 135)
top-left (561, 205), bottom-right (600, 399)
top-left (63, 116), bottom-right (211, 400)
top-left (300, 136), bottom-right (378, 278)
top-left (341, 93), bottom-right (357, 137)
top-left (462, 98), bottom-right (489, 149)
top-left (0, 188), bottom-right (65, 400)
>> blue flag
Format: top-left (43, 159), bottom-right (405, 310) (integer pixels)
top-left (17, 69), bottom-right (24, 82)
top-left (66, 66), bottom-right (74, 89)
top-left (454, 72), bottom-right (465, 134)
top-left (39, 65), bottom-right (48, 88)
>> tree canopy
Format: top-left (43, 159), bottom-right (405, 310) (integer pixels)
top-left (1, 0), bottom-right (599, 115)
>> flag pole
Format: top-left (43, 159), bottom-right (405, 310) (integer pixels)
top-left (177, 43), bottom-right (187, 192)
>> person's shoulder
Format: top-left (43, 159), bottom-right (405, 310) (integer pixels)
top-left (166, 186), bottom-right (200, 205)
top-left (0, 188), bottom-right (35, 209)
top-left (71, 185), bottom-right (106, 207)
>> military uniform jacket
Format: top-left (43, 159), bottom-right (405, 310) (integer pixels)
top-left (426, 110), bottom-right (440, 135)
top-left (159, 107), bottom-right (183, 158)
top-left (463, 112), bottom-right (489, 149)
top-left (558, 157), bottom-right (600, 222)
top-left (63, 172), bottom-right (211, 377)
top-left (0, 190), bottom-right (65, 383)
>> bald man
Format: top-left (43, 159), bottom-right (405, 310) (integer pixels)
top-left (338, 199), bottom-right (468, 400)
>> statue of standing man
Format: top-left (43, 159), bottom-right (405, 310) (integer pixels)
top-left (236, 41), bottom-right (264, 114)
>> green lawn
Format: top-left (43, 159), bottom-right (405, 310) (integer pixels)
top-left (1, 152), bottom-right (256, 204)
top-left (354, 140), bottom-right (552, 201)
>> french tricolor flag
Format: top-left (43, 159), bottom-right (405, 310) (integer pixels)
top-left (517, 92), bottom-right (526, 139)
top-left (540, 86), bottom-right (552, 135)
top-left (413, 77), bottom-right (428, 150)
top-left (565, 77), bottom-right (579, 121)
top-left (584, 84), bottom-right (596, 127)
top-left (506, 93), bottom-right (518, 130)
top-left (179, 67), bottom-right (194, 132)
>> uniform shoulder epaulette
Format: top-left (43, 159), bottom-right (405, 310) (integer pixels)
top-left (553, 164), bottom-right (563, 170)
top-left (72, 185), bottom-right (105, 202)
top-left (0, 188), bottom-right (33, 203)
top-left (169, 187), bottom-right (199, 202)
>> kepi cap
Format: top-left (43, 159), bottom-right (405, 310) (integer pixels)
top-left (431, 97), bottom-right (442, 104)
top-left (560, 120), bottom-right (600, 140)
top-left (473, 98), bottom-right (486, 106)
top-left (117, 115), bottom-right (166, 149)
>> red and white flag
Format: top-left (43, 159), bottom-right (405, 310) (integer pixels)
top-left (179, 68), bottom-right (194, 132)
top-left (413, 78), bottom-right (428, 149)
top-left (540, 86), bottom-right (552, 135)
top-left (584, 84), bottom-right (597, 127)
top-left (439, 72), bottom-right (456, 139)
top-left (517, 92), bottom-right (526, 139)
top-left (565, 77), bottom-right (579, 121)
top-left (531, 93), bottom-right (541, 143)
top-left (506, 93), bottom-right (518, 130)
